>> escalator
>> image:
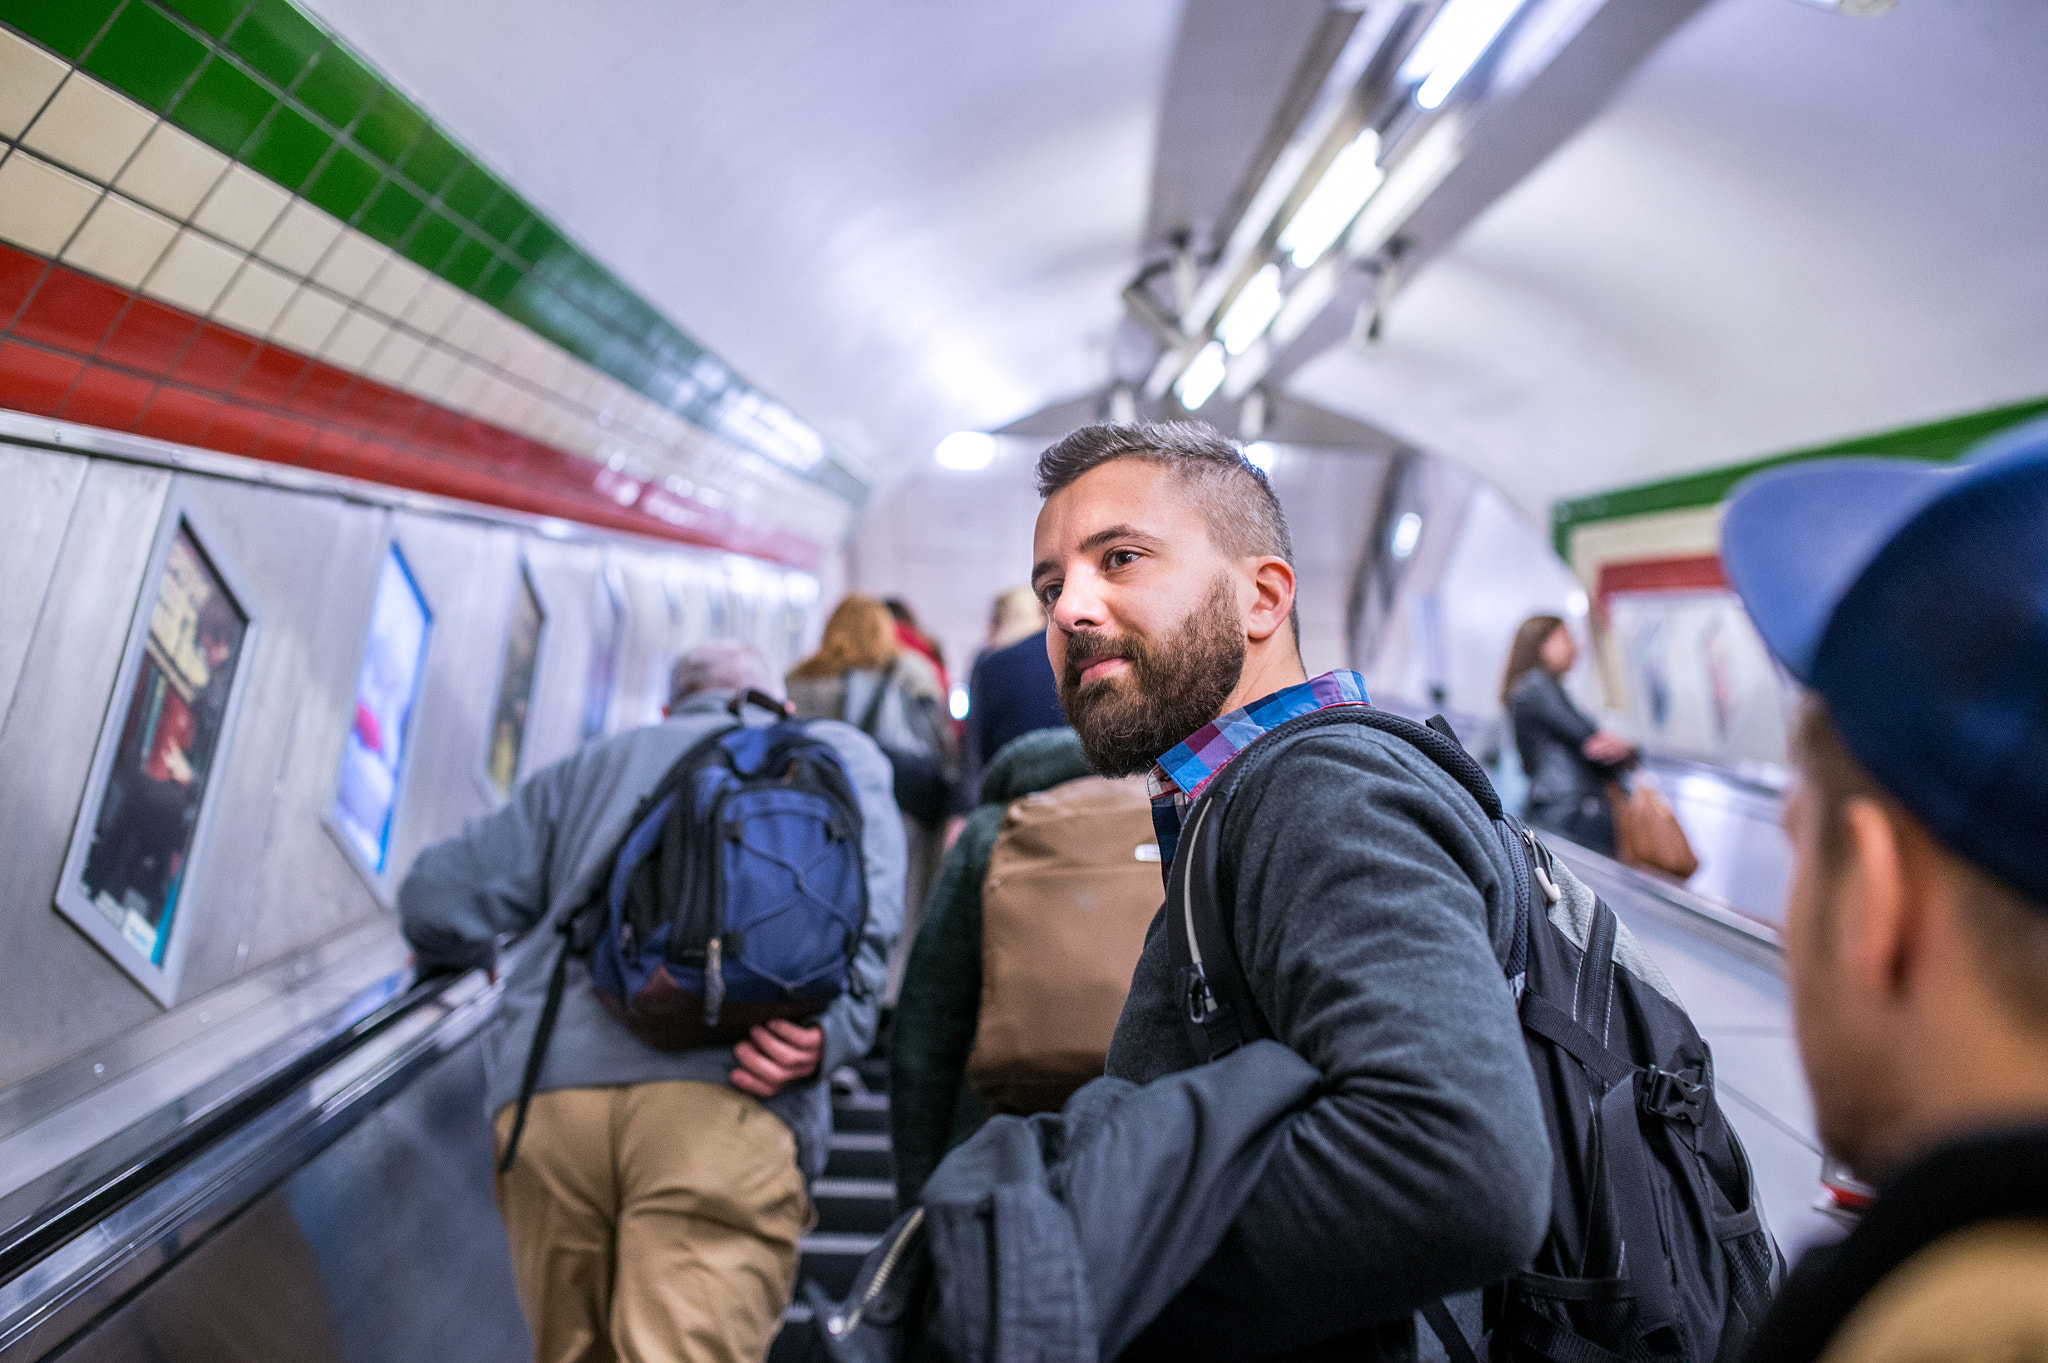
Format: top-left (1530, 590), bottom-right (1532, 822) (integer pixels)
top-left (0, 801), bottom-right (1825, 1361)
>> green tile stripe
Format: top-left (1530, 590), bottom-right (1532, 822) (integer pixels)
top-left (0, 0), bottom-right (867, 505)
top-left (1550, 394), bottom-right (2048, 559)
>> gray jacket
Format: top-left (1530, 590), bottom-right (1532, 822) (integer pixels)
top-left (1107, 722), bottom-right (1552, 1360)
top-left (398, 691), bottom-right (905, 1179)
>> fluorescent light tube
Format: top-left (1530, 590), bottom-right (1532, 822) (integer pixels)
top-left (1174, 342), bottom-right (1229, 411)
top-left (934, 431), bottom-right (995, 470)
top-left (1404, 0), bottom-right (1528, 110)
top-left (1216, 264), bottom-right (1286, 355)
top-left (1277, 130), bottom-right (1385, 269)
top-left (1390, 510), bottom-right (1423, 559)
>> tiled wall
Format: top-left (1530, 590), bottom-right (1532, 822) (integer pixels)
top-left (0, 0), bottom-right (860, 565)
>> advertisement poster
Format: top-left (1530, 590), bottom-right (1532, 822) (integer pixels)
top-left (488, 571), bottom-right (544, 795)
top-left (79, 526), bottom-right (249, 964)
top-left (332, 547), bottom-right (431, 873)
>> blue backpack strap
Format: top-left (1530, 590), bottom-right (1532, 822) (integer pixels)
top-left (498, 721), bottom-right (740, 1171)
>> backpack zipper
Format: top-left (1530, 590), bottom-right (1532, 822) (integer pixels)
top-left (704, 936), bottom-right (725, 1026)
top-left (825, 1207), bottom-right (925, 1337)
top-left (1521, 828), bottom-right (1562, 905)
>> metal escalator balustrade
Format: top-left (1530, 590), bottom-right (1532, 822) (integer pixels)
top-left (0, 928), bottom-right (503, 1362)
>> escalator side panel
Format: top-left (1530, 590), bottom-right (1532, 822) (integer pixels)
top-left (51, 1034), bottom-right (529, 1363)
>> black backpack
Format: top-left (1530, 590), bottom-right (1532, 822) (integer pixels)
top-left (1163, 706), bottom-right (1783, 1363)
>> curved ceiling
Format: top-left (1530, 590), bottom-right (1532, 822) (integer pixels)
top-left (297, 0), bottom-right (2048, 521)
top-left (294, 0), bottom-right (1176, 482)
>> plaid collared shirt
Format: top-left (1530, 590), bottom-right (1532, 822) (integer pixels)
top-left (1145, 669), bottom-right (1371, 874)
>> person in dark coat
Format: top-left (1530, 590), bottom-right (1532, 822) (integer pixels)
top-left (1501, 613), bottom-right (1635, 855)
top-left (1723, 424), bottom-right (2048, 1363)
top-left (888, 726), bottom-right (1092, 1209)
top-left (1029, 420), bottom-right (1550, 1361)
top-left (963, 628), bottom-right (1066, 776)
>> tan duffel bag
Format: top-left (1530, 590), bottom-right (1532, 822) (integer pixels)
top-left (966, 774), bottom-right (1163, 1114)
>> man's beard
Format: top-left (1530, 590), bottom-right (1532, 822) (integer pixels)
top-left (1057, 575), bottom-right (1246, 777)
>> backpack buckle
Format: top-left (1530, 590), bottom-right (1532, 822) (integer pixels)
top-left (1639, 1066), bottom-right (1706, 1125)
top-left (1178, 963), bottom-right (1218, 1025)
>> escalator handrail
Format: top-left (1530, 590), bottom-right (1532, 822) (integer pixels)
top-left (0, 968), bottom-right (462, 1283)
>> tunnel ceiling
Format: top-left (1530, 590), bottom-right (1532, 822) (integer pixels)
top-left (296, 0), bottom-right (2048, 521)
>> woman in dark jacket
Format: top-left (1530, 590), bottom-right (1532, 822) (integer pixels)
top-left (1502, 614), bottom-right (1635, 855)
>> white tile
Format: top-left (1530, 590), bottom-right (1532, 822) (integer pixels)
top-left (0, 152), bottom-right (100, 256)
top-left (439, 297), bottom-right (493, 353)
top-left (0, 28), bottom-right (68, 141)
top-left (403, 343), bottom-right (459, 401)
top-left (320, 306), bottom-right (389, 371)
top-left (402, 277), bottom-right (463, 336)
top-left (18, 72), bottom-right (153, 183)
top-left (61, 192), bottom-right (177, 289)
top-left (113, 121), bottom-right (229, 220)
top-left (443, 358), bottom-right (490, 411)
top-left (211, 259), bottom-right (299, 338)
top-left (366, 328), bottom-right (423, 386)
top-left (191, 165), bottom-right (290, 253)
top-left (255, 198), bottom-right (343, 277)
top-left (141, 228), bottom-right (243, 315)
top-left (269, 284), bottom-right (347, 355)
top-left (311, 232), bottom-right (387, 301)
top-left (360, 255), bottom-right (427, 320)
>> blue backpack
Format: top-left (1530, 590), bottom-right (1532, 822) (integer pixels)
top-left (500, 689), bottom-right (869, 1169)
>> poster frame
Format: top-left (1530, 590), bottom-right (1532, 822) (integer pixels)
top-left (54, 492), bottom-right (262, 1007)
top-left (475, 554), bottom-right (550, 805)
top-left (323, 519), bottom-right (435, 908)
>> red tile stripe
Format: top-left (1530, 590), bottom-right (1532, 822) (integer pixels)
top-left (1593, 554), bottom-right (1728, 617)
top-left (0, 243), bottom-right (821, 569)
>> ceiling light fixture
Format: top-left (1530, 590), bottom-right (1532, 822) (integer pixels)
top-left (1216, 264), bottom-right (1287, 355)
top-left (934, 431), bottom-right (995, 470)
top-left (1174, 342), bottom-right (1229, 411)
top-left (1277, 129), bottom-right (1386, 269)
top-left (1389, 510), bottom-right (1424, 559)
top-left (1243, 441), bottom-right (1277, 475)
top-left (1403, 0), bottom-right (1530, 110)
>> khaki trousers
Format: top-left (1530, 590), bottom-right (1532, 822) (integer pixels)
top-left (493, 1082), bottom-right (814, 1363)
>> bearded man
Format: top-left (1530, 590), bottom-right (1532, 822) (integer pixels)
top-left (1029, 422), bottom-right (1549, 1361)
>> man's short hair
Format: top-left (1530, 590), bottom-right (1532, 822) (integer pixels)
top-left (1035, 421), bottom-right (1298, 640)
top-left (669, 640), bottom-right (783, 709)
top-left (1035, 421), bottom-right (1296, 567)
top-left (1796, 696), bottom-right (2048, 1031)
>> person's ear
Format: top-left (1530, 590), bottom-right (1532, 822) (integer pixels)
top-left (1245, 557), bottom-right (1296, 644)
top-left (1838, 797), bottom-right (1912, 1004)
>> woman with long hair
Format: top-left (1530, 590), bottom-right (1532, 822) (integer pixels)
top-left (788, 596), bottom-right (956, 997)
top-left (1501, 614), bottom-right (1635, 855)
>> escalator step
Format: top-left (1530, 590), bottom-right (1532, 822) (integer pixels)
top-left (823, 1132), bottom-right (892, 1180)
top-left (811, 1176), bottom-right (896, 1234)
top-left (799, 1231), bottom-right (882, 1297)
top-left (831, 1090), bottom-right (889, 1134)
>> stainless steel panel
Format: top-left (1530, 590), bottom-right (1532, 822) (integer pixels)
top-left (613, 549), bottom-right (678, 729)
top-left (0, 445), bottom-right (86, 729)
top-left (238, 504), bottom-right (392, 964)
top-left (519, 537), bottom-right (602, 775)
top-left (0, 461), bottom-right (172, 1086)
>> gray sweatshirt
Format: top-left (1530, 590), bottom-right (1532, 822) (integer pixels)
top-left (397, 691), bottom-right (905, 1179)
top-left (1107, 722), bottom-right (1552, 1360)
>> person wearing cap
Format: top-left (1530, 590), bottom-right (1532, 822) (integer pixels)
top-left (1720, 420), bottom-right (2048, 1363)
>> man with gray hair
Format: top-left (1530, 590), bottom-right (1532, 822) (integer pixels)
top-left (401, 638), bottom-right (903, 1363)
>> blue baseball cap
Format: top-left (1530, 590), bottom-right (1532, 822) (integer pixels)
top-left (1722, 415), bottom-right (2048, 908)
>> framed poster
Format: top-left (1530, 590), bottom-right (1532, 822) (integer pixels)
top-left (55, 500), bottom-right (258, 1006)
top-left (327, 541), bottom-right (432, 895)
top-left (485, 564), bottom-right (546, 797)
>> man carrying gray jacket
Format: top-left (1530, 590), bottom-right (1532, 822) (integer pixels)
top-left (1029, 422), bottom-right (1550, 1361)
top-left (399, 639), bottom-right (903, 1363)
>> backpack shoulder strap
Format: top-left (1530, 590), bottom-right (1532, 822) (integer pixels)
top-left (1162, 706), bottom-right (1529, 1064)
top-left (856, 659), bottom-right (901, 736)
top-left (498, 720), bottom-right (738, 1171)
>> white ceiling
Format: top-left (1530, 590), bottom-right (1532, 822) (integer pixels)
top-left (300, 0), bottom-right (2048, 525)
top-left (297, 0), bottom-right (1177, 483)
